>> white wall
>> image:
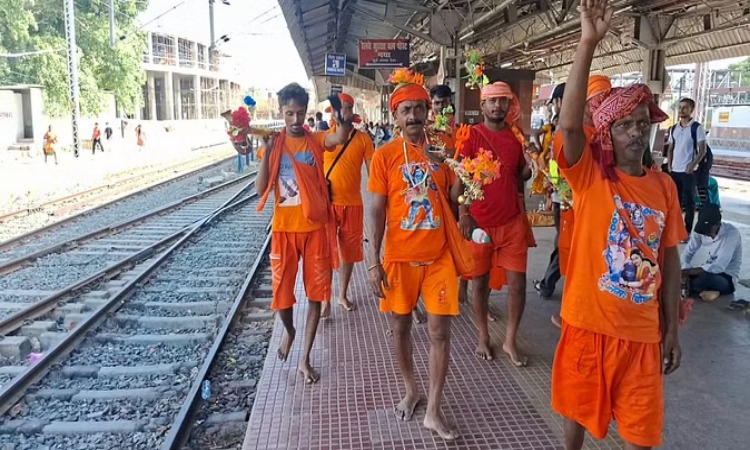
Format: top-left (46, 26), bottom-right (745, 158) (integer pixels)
top-left (710, 105), bottom-right (750, 128)
top-left (0, 91), bottom-right (20, 150)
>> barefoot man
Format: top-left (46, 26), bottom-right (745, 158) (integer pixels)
top-left (367, 74), bottom-right (459, 439)
top-left (552, 1), bottom-right (685, 448)
top-left (254, 83), bottom-right (352, 383)
top-left (320, 93), bottom-right (375, 318)
top-left (455, 82), bottom-right (532, 365)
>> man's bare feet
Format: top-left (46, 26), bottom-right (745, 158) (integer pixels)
top-left (298, 361), bottom-right (320, 384)
top-left (394, 394), bottom-right (420, 421)
top-left (550, 314), bottom-right (561, 328)
top-left (338, 297), bottom-right (356, 311)
top-left (277, 328), bottom-right (296, 361)
top-left (423, 413), bottom-right (458, 440)
top-left (412, 308), bottom-right (426, 324)
top-left (320, 301), bottom-right (331, 319)
top-left (475, 341), bottom-right (494, 360)
top-left (502, 342), bottom-right (528, 367)
top-left (487, 308), bottom-right (499, 322)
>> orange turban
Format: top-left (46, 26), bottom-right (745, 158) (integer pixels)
top-left (339, 93), bottom-right (354, 105)
top-left (587, 75), bottom-right (611, 100)
top-left (389, 83), bottom-right (430, 112)
top-left (480, 82), bottom-right (520, 123)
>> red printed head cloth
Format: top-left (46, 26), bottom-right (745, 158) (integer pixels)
top-left (588, 83), bottom-right (669, 180)
top-left (480, 81), bottom-right (527, 146)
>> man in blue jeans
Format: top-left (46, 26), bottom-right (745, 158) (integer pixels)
top-left (681, 204), bottom-right (742, 301)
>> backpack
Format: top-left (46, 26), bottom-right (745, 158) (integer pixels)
top-left (669, 121), bottom-right (713, 173)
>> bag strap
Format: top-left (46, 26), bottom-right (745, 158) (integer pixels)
top-left (325, 129), bottom-right (357, 180)
top-left (690, 121), bottom-right (699, 155)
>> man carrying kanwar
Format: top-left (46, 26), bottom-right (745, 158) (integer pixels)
top-left (254, 82), bottom-right (353, 384)
top-left (367, 69), bottom-right (461, 440)
top-left (454, 81), bottom-right (533, 366)
top-left (320, 93), bottom-right (375, 318)
top-left (552, 1), bottom-right (685, 448)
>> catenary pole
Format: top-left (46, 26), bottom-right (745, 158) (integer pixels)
top-left (63, 0), bottom-right (81, 157)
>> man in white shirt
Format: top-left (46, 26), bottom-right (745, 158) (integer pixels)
top-left (681, 204), bottom-right (742, 301)
top-left (667, 98), bottom-right (707, 237)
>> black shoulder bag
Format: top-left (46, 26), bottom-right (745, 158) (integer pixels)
top-left (325, 130), bottom-right (357, 201)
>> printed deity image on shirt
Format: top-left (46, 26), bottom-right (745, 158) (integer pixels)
top-left (400, 161), bottom-right (441, 231)
top-left (278, 151), bottom-right (315, 207)
top-left (599, 196), bottom-right (666, 304)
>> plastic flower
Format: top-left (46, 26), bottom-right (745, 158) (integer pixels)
top-left (227, 106), bottom-right (251, 144)
top-left (445, 147), bottom-right (502, 205)
top-left (464, 50), bottom-right (489, 90)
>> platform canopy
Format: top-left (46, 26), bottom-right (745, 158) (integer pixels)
top-left (280, 0), bottom-right (750, 99)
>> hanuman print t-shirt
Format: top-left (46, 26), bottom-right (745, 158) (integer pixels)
top-left (558, 143), bottom-right (686, 343)
top-left (368, 137), bottom-right (455, 263)
top-left (269, 133), bottom-right (328, 233)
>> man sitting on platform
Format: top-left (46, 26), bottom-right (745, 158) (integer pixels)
top-left (254, 83), bottom-right (353, 384)
top-left (681, 204), bottom-right (742, 302)
top-left (367, 72), bottom-right (459, 440)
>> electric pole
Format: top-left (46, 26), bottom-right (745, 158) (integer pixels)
top-left (209, 0), bottom-right (216, 54)
top-left (109, 0), bottom-right (116, 48)
top-left (63, 0), bottom-right (81, 157)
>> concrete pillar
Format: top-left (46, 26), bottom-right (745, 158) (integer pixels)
top-left (635, 16), bottom-right (667, 101)
top-left (147, 73), bottom-right (157, 120)
top-left (164, 72), bottom-right (174, 120)
top-left (194, 75), bottom-right (202, 120)
top-left (174, 76), bottom-right (182, 120)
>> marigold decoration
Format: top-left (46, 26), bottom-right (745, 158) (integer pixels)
top-left (445, 147), bottom-right (502, 205)
top-left (464, 50), bottom-right (489, 90)
top-left (388, 68), bottom-right (424, 86)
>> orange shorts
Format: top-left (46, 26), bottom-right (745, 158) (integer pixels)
top-left (551, 322), bottom-right (664, 447)
top-left (381, 249), bottom-right (459, 316)
top-left (269, 228), bottom-right (332, 310)
top-left (468, 213), bottom-right (529, 279)
top-left (333, 204), bottom-right (364, 263)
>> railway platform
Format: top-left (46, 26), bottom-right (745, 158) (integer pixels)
top-left (242, 178), bottom-right (750, 450)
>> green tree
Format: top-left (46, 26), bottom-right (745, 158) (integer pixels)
top-left (728, 57), bottom-right (750, 86)
top-left (0, 0), bottom-right (147, 117)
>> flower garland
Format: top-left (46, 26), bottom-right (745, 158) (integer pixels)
top-left (464, 50), bottom-right (489, 90)
top-left (444, 147), bottom-right (502, 205)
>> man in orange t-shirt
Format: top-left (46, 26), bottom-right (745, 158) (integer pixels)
top-left (253, 83), bottom-right (353, 384)
top-left (92, 122), bottom-right (104, 154)
top-left (552, 2), bottom-right (685, 448)
top-left (320, 93), bottom-right (375, 318)
top-left (454, 82), bottom-right (532, 366)
top-left (367, 77), bottom-right (459, 440)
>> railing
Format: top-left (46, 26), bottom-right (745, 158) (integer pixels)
top-left (708, 137), bottom-right (750, 151)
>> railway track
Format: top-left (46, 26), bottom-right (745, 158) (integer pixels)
top-left (0, 180), bottom-right (273, 449)
top-left (0, 150), bottom-right (239, 241)
top-left (711, 157), bottom-right (749, 181)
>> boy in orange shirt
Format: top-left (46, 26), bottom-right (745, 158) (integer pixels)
top-left (367, 76), bottom-right (459, 440)
top-left (254, 83), bottom-right (353, 383)
top-left (552, 1), bottom-right (685, 448)
top-left (320, 93), bottom-right (375, 317)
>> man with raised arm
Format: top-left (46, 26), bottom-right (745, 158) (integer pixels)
top-left (254, 83), bottom-right (353, 384)
top-left (454, 82), bottom-right (532, 366)
top-left (551, 1), bottom-right (685, 449)
top-left (320, 93), bottom-right (375, 318)
top-left (367, 73), bottom-right (458, 440)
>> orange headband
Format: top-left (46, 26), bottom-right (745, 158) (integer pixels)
top-left (389, 83), bottom-right (430, 112)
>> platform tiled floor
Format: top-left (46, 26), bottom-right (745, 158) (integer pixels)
top-left (243, 258), bottom-right (623, 450)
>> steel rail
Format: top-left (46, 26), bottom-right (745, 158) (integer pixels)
top-left (160, 226), bottom-right (272, 450)
top-left (0, 171), bottom-right (257, 274)
top-left (0, 152), bottom-right (235, 223)
top-left (0, 156), bottom-right (243, 250)
top-left (0, 190), bottom-right (260, 417)
top-left (0, 180), bottom-right (257, 336)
